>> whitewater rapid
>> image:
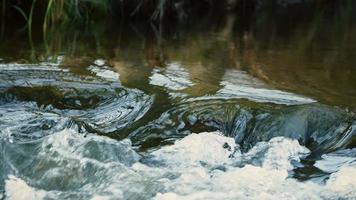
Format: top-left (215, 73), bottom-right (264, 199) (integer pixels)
top-left (3, 130), bottom-right (355, 200)
top-left (1, 59), bottom-right (355, 200)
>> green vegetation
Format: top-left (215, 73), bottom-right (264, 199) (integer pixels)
top-left (1, 0), bottom-right (353, 40)
top-left (0, 0), bottom-right (355, 65)
top-left (2, 0), bottom-right (230, 28)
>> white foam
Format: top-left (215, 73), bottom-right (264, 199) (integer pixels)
top-left (325, 166), bottom-right (356, 198)
top-left (4, 130), bottom-right (355, 200)
top-left (150, 132), bottom-right (236, 167)
top-left (149, 133), bottom-right (315, 199)
top-left (40, 129), bottom-right (141, 165)
top-left (3, 129), bottom-right (148, 199)
top-left (243, 137), bottom-right (310, 171)
top-left (149, 132), bottom-right (355, 200)
top-left (5, 175), bottom-right (47, 200)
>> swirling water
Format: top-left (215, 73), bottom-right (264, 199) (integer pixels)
top-left (0, 57), bottom-right (354, 200)
top-left (1, 3), bottom-right (356, 199)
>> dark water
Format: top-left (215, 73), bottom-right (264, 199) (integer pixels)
top-left (0, 2), bottom-right (356, 200)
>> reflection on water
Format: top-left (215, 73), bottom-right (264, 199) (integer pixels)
top-left (1, 2), bottom-right (355, 107)
top-left (0, 1), bottom-right (356, 199)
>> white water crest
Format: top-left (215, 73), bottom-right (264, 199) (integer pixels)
top-left (3, 130), bottom-right (356, 200)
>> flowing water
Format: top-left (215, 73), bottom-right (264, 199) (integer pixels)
top-left (0, 2), bottom-right (356, 200)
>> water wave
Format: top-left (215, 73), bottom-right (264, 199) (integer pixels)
top-left (0, 60), bottom-right (153, 141)
top-left (2, 130), bottom-right (355, 200)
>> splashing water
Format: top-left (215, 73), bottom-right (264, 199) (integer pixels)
top-left (2, 130), bottom-right (355, 200)
top-left (0, 57), bottom-right (355, 199)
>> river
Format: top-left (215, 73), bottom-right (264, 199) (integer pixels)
top-left (0, 2), bottom-right (355, 200)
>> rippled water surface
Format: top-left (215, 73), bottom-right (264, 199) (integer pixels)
top-left (1, 2), bottom-right (356, 200)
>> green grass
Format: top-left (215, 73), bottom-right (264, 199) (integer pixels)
top-left (5, 0), bottom-right (232, 30)
top-left (2, 0), bottom-right (354, 57)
